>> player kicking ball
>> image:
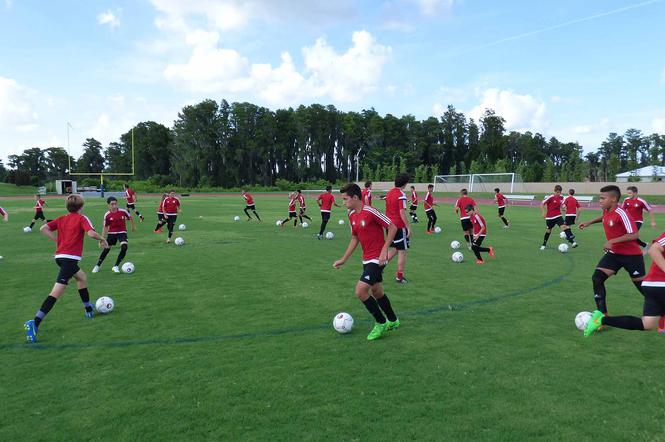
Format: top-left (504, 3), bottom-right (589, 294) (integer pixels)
top-left (540, 185), bottom-right (577, 250)
top-left (123, 183), bottom-right (145, 222)
top-left (423, 184), bottom-right (437, 234)
top-left (242, 189), bottom-right (261, 221)
top-left (23, 194), bottom-right (108, 343)
top-left (162, 190), bottom-right (181, 243)
top-left (28, 194), bottom-right (50, 230)
top-left (467, 205), bottom-right (495, 264)
top-left (280, 192), bottom-right (299, 228)
top-left (454, 189), bottom-right (477, 250)
top-left (93, 197), bottom-right (136, 274)
top-left (333, 183), bottom-right (400, 341)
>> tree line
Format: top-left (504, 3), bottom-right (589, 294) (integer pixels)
top-left (3, 100), bottom-right (665, 187)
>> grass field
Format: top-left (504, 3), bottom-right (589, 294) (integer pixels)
top-left (2, 194), bottom-right (665, 440)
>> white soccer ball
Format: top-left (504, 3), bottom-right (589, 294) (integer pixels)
top-left (95, 296), bottom-right (115, 314)
top-left (175, 237), bottom-right (185, 246)
top-left (121, 262), bottom-right (135, 274)
top-left (234, 216), bottom-right (240, 222)
top-left (325, 232), bottom-right (334, 240)
top-left (338, 219), bottom-right (345, 225)
top-left (559, 231), bottom-right (567, 239)
top-left (333, 312), bottom-right (354, 334)
top-left (23, 226), bottom-right (31, 233)
top-left (302, 222), bottom-right (309, 228)
top-left (434, 226), bottom-right (442, 234)
top-left (575, 311), bottom-right (592, 331)
top-left (179, 224), bottom-right (186, 231)
top-left (451, 240), bottom-right (461, 250)
top-left (558, 243), bottom-right (569, 253)
top-left (276, 220), bottom-right (282, 226)
top-left (452, 251), bottom-right (464, 263)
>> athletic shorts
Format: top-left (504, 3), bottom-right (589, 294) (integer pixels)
top-left (426, 209), bottom-right (436, 219)
top-left (473, 236), bottom-right (486, 247)
top-left (299, 207), bottom-right (307, 214)
top-left (34, 211), bottom-right (45, 221)
top-left (246, 205), bottom-right (256, 211)
top-left (360, 262), bottom-right (384, 285)
top-left (498, 207), bottom-right (505, 217)
top-left (546, 216), bottom-right (565, 229)
top-left (157, 213), bottom-right (164, 221)
top-left (55, 258), bottom-right (80, 285)
top-left (107, 232), bottom-right (128, 246)
top-left (166, 214), bottom-right (177, 224)
top-left (409, 204), bottom-right (417, 211)
top-left (127, 203), bottom-right (136, 210)
top-left (391, 227), bottom-right (410, 250)
top-left (565, 215), bottom-right (577, 226)
top-left (597, 252), bottom-right (646, 278)
top-left (288, 211), bottom-right (297, 219)
top-left (636, 221), bottom-right (643, 231)
top-left (642, 286), bottom-right (665, 316)
top-left (321, 212), bottom-right (331, 222)
top-left (460, 218), bottom-right (473, 232)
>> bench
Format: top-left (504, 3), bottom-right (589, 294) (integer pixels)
top-left (506, 194), bottom-right (535, 205)
top-left (81, 186), bottom-right (99, 192)
top-left (575, 196), bottom-right (594, 206)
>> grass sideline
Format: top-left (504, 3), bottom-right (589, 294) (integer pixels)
top-left (1, 195), bottom-right (665, 439)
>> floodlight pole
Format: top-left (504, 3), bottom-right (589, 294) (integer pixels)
top-left (355, 148), bottom-right (362, 182)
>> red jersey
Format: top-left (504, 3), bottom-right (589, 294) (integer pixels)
top-left (563, 196), bottom-right (580, 216)
top-left (385, 188), bottom-right (408, 228)
top-left (495, 193), bottom-right (507, 208)
top-left (542, 194), bottom-right (563, 219)
top-left (471, 213), bottom-right (487, 236)
top-left (455, 196), bottom-right (476, 220)
top-left (643, 232), bottom-right (665, 285)
top-left (124, 188), bottom-right (136, 204)
top-left (34, 198), bottom-right (45, 212)
top-left (288, 196), bottom-right (297, 212)
top-left (603, 207), bottom-right (641, 256)
top-left (349, 205), bottom-right (392, 264)
top-left (162, 197), bottom-right (180, 215)
top-left (622, 197), bottom-right (651, 223)
top-left (297, 194), bottom-right (306, 208)
top-left (410, 190), bottom-right (418, 207)
top-left (157, 199), bottom-right (164, 214)
top-left (361, 188), bottom-right (372, 207)
top-left (424, 192), bottom-right (434, 211)
top-left (243, 193), bottom-right (254, 205)
top-left (46, 212), bottom-right (95, 260)
top-left (318, 192), bottom-right (336, 212)
top-left (104, 209), bottom-right (131, 234)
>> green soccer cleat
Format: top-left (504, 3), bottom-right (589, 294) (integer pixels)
top-left (367, 322), bottom-right (388, 341)
top-left (584, 310), bottom-right (605, 337)
top-left (386, 318), bottom-right (401, 331)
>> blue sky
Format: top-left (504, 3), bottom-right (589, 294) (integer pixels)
top-left (1, 0), bottom-right (664, 162)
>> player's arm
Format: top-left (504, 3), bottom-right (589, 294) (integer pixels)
top-left (100, 225), bottom-right (110, 247)
top-left (579, 215), bottom-right (603, 229)
top-left (604, 231), bottom-right (639, 251)
top-left (380, 223), bottom-right (398, 265)
top-left (1, 209), bottom-right (7, 221)
top-left (649, 208), bottom-right (656, 227)
top-left (40, 223), bottom-right (57, 242)
top-left (333, 236), bottom-right (359, 268)
top-left (317, 196), bottom-right (323, 207)
top-left (648, 241), bottom-right (665, 272)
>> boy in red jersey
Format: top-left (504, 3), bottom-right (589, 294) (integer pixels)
top-left (280, 192), bottom-right (299, 228)
top-left (579, 185), bottom-right (645, 315)
top-left (622, 186), bottom-right (655, 248)
top-left (467, 205), bottom-right (495, 264)
top-left (409, 185), bottom-right (419, 223)
top-left (333, 183), bottom-right (399, 341)
top-left (23, 194), bottom-right (108, 343)
top-left (28, 194), bottom-right (49, 230)
top-left (424, 184), bottom-right (438, 234)
top-left (454, 189), bottom-right (477, 249)
top-left (154, 193), bottom-right (167, 233)
top-left (317, 185), bottom-right (340, 239)
top-left (123, 183), bottom-right (144, 222)
top-left (361, 181), bottom-right (373, 207)
top-left (296, 189), bottom-right (312, 224)
top-left (93, 196), bottom-right (136, 274)
top-left (540, 185), bottom-right (577, 250)
top-left (385, 173), bottom-right (411, 283)
top-left (563, 189), bottom-right (581, 227)
top-left (493, 188), bottom-right (509, 228)
top-left (162, 190), bottom-right (181, 243)
top-left (242, 189), bottom-right (261, 221)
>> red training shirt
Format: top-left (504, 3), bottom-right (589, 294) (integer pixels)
top-left (157, 199), bottom-right (164, 214)
top-left (495, 193), bottom-right (507, 208)
top-left (318, 192), bottom-right (336, 212)
top-left (563, 196), bottom-right (580, 216)
top-left (46, 212), bottom-right (95, 260)
top-left (471, 213), bottom-right (487, 236)
top-left (424, 192), bottom-right (434, 211)
top-left (288, 196), bottom-right (297, 212)
top-left (643, 231), bottom-right (665, 286)
top-left (125, 188), bottom-right (136, 204)
top-left (410, 190), bottom-right (418, 206)
top-left (603, 207), bottom-right (641, 255)
top-left (243, 193), bottom-right (254, 205)
top-left (34, 199), bottom-right (45, 212)
top-left (349, 205), bottom-right (392, 264)
top-left (162, 197), bottom-right (180, 215)
top-left (622, 197), bottom-right (652, 223)
top-left (542, 194), bottom-right (563, 219)
top-left (297, 194), bottom-right (306, 208)
top-left (385, 188), bottom-right (408, 228)
top-left (104, 209), bottom-right (131, 234)
top-left (361, 188), bottom-right (372, 207)
top-left (455, 196), bottom-right (477, 220)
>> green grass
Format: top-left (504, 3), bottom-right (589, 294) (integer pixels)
top-left (2, 195), bottom-right (665, 440)
top-left (0, 182), bottom-right (38, 196)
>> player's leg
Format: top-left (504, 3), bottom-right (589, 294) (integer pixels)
top-left (72, 269), bottom-right (94, 318)
top-left (134, 208), bottom-right (144, 222)
top-left (635, 221), bottom-right (647, 248)
top-left (154, 214), bottom-right (165, 232)
top-left (356, 264), bottom-right (388, 340)
top-left (586, 286), bottom-right (664, 336)
top-left (244, 207), bottom-right (252, 220)
top-left (499, 207), bottom-right (509, 227)
top-left (542, 219), bottom-right (553, 248)
top-left (560, 220), bottom-right (576, 245)
top-left (114, 237), bottom-right (128, 269)
top-left (292, 213), bottom-right (298, 227)
top-left (301, 209), bottom-right (311, 221)
top-left (318, 213), bottom-right (330, 237)
top-left (252, 208), bottom-right (262, 221)
top-left (371, 282), bottom-right (399, 329)
top-left (298, 210), bottom-right (303, 224)
top-left (430, 210), bottom-right (437, 231)
top-left (472, 237), bottom-right (490, 263)
top-left (166, 215), bottom-right (176, 241)
top-left (592, 255), bottom-right (617, 314)
top-left (94, 246), bottom-right (111, 272)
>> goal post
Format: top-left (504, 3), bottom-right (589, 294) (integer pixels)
top-left (433, 174), bottom-right (472, 192)
top-left (470, 173), bottom-right (524, 193)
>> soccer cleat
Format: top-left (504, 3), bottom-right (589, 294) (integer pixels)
top-left (92, 265), bottom-right (101, 273)
top-left (395, 277), bottom-right (409, 284)
top-left (367, 322), bottom-right (388, 341)
top-left (85, 310), bottom-right (95, 319)
top-left (426, 230), bottom-right (433, 235)
top-left (572, 242), bottom-right (578, 248)
top-left (540, 245), bottom-right (546, 251)
top-left (489, 247), bottom-right (495, 258)
top-left (503, 225), bottom-right (510, 229)
top-left (112, 266), bottom-right (120, 273)
top-left (154, 229), bottom-right (163, 234)
top-left (475, 259), bottom-right (484, 265)
top-left (316, 234), bottom-right (322, 240)
top-left (584, 310), bottom-right (605, 337)
top-left (386, 318), bottom-right (401, 331)
top-left (166, 238), bottom-right (171, 243)
top-left (24, 320), bottom-right (38, 343)
top-left (140, 216), bottom-right (145, 222)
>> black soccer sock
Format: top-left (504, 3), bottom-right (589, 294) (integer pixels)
top-left (293, 218), bottom-right (298, 227)
top-left (565, 229), bottom-right (575, 242)
top-left (244, 208), bottom-right (251, 219)
top-left (637, 238), bottom-right (647, 248)
top-left (34, 295), bottom-right (58, 327)
top-left (362, 297), bottom-right (386, 324)
top-left (501, 217), bottom-right (509, 226)
top-left (29, 221), bottom-right (35, 228)
top-left (253, 210), bottom-right (261, 221)
top-left (602, 315), bottom-right (644, 330)
top-left (543, 232), bottom-right (551, 246)
top-left (136, 211), bottom-right (142, 218)
top-left (78, 288), bottom-right (93, 312)
top-left (97, 248), bottom-right (111, 266)
top-left (303, 214), bottom-right (311, 221)
top-left (592, 270), bottom-right (609, 314)
top-left (472, 246), bottom-right (483, 260)
top-left (154, 221), bottom-right (162, 231)
top-left (376, 295), bottom-right (397, 322)
top-left (167, 222), bottom-right (174, 238)
top-left (319, 220), bottom-right (329, 236)
top-left (298, 215), bottom-right (303, 224)
top-left (115, 244), bottom-right (128, 267)
top-left (464, 234), bottom-right (470, 244)
top-left (633, 280), bottom-right (644, 295)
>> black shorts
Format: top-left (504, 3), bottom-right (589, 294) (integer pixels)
top-left (391, 227), bottom-right (410, 250)
top-left (107, 232), bottom-right (128, 246)
top-left (498, 207), bottom-right (505, 217)
top-left (473, 236), bottom-right (486, 247)
top-left (360, 262), bottom-right (384, 285)
top-left (34, 211), bottom-right (45, 221)
top-left (597, 252), bottom-right (646, 278)
top-left (636, 221), bottom-right (643, 231)
top-left (55, 258), bottom-right (80, 285)
top-left (166, 214), bottom-right (177, 224)
top-left (461, 218), bottom-right (473, 232)
top-left (246, 204), bottom-right (256, 211)
top-left (321, 212), bottom-right (331, 222)
top-left (288, 211), bottom-right (297, 219)
top-left (546, 216), bottom-right (565, 229)
top-left (157, 213), bottom-right (165, 221)
top-left (409, 204), bottom-right (417, 211)
top-left (642, 286), bottom-right (665, 316)
top-left (565, 215), bottom-right (577, 226)
top-left (299, 207), bottom-right (307, 214)
top-left (127, 203), bottom-right (136, 210)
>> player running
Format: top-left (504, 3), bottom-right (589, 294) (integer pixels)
top-left (362, 181), bottom-right (373, 207)
top-left (467, 205), bottom-right (495, 264)
top-left (385, 173), bottom-right (411, 283)
top-left (242, 189), bottom-right (261, 221)
top-left (579, 185), bottom-right (645, 316)
top-left (424, 184), bottom-right (438, 234)
top-left (494, 188), bottom-right (509, 228)
top-left (154, 193), bottom-right (167, 233)
top-left (563, 189), bottom-right (581, 226)
top-left (333, 183), bottom-right (400, 341)
top-left (622, 186), bottom-right (655, 248)
top-left (23, 194), bottom-right (108, 343)
top-left (28, 194), bottom-right (49, 230)
top-left (280, 192), bottom-right (299, 228)
top-left (454, 189), bottom-right (477, 249)
top-left (123, 183), bottom-right (145, 222)
top-left (409, 185), bottom-right (419, 223)
top-left (296, 189), bottom-right (312, 225)
top-left (93, 196), bottom-right (136, 274)
top-left (162, 190), bottom-right (181, 243)
top-left (540, 185), bottom-right (577, 250)
top-left (317, 185), bottom-right (340, 239)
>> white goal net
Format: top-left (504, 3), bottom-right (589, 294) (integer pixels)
top-left (433, 173), bottom-right (524, 193)
top-left (433, 174), bottom-right (472, 192)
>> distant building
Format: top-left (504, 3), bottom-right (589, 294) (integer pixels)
top-left (615, 166), bottom-right (665, 183)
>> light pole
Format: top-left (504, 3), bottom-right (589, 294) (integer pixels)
top-left (355, 148), bottom-right (362, 183)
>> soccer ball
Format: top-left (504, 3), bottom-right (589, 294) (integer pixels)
top-left (452, 251), bottom-right (464, 263)
top-left (175, 237), bottom-right (185, 246)
top-left (325, 232), bottom-right (334, 240)
top-left (234, 216), bottom-right (240, 222)
top-left (95, 296), bottom-right (115, 314)
top-left (558, 243), bottom-right (569, 253)
top-left (451, 240), bottom-right (461, 250)
top-left (333, 312), bottom-right (354, 334)
top-left (575, 311), bottom-right (592, 331)
top-left (23, 226), bottom-right (31, 233)
top-left (121, 262), bottom-right (135, 274)
top-left (338, 219), bottom-right (345, 225)
top-left (276, 220), bottom-right (282, 226)
top-left (302, 222), bottom-right (309, 228)
top-left (179, 224), bottom-right (186, 231)
top-left (434, 226), bottom-right (442, 234)
top-left (559, 231), bottom-right (567, 239)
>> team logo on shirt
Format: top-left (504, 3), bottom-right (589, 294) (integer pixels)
top-left (360, 220), bottom-right (366, 227)
top-left (609, 221), bottom-right (614, 227)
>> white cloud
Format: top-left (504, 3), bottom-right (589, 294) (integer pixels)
top-left (414, 0), bottom-right (454, 16)
top-left (97, 10), bottom-right (121, 28)
top-left (469, 88), bottom-right (547, 132)
top-left (0, 76), bottom-right (39, 133)
top-left (653, 117), bottom-right (665, 133)
top-left (572, 125), bottom-right (592, 134)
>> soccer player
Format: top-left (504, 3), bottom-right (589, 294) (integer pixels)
top-left (154, 193), bottom-right (167, 233)
top-left (23, 194), bottom-right (108, 343)
top-left (296, 189), bottom-right (312, 224)
top-left (361, 181), bottom-right (373, 207)
top-left (162, 190), bottom-right (181, 243)
top-left (317, 185), bottom-right (340, 239)
top-left (409, 185), bottom-right (419, 223)
top-left (385, 173), bottom-right (411, 283)
top-left (579, 185), bottom-right (645, 316)
top-left (454, 189), bottom-right (477, 249)
top-left (123, 183), bottom-right (145, 222)
top-left (242, 189), bottom-right (261, 221)
top-left (540, 185), bottom-right (577, 250)
top-left (424, 184), bottom-right (438, 234)
top-left (467, 205), bottom-right (495, 264)
top-left (28, 194), bottom-right (49, 230)
top-left (280, 192), bottom-right (299, 228)
top-left (494, 188), bottom-right (509, 228)
top-left (563, 189), bottom-right (581, 227)
top-left (622, 186), bottom-right (655, 248)
top-left (0, 205), bottom-right (7, 260)
top-left (333, 183), bottom-right (400, 341)
top-left (93, 196), bottom-right (136, 274)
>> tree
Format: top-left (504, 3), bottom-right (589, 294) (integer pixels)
top-left (76, 138), bottom-right (105, 173)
